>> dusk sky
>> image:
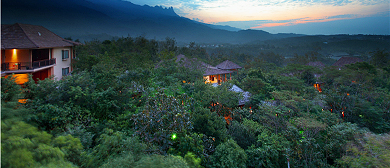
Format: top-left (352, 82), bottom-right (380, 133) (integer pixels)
top-left (127, 0), bottom-right (390, 35)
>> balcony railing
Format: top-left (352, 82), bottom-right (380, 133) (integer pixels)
top-left (1, 58), bottom-right (56, 71)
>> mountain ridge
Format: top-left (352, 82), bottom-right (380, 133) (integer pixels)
top-left (1, 0), bottom-right (303, 43)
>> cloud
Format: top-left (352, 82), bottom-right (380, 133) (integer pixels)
top-left (326, 14), bottom-right (359, 19)
top-left (192, 18), bottom-right (205, 22)
top-left (127, 0), bottom-right (389, 32)
top-left (249, 14), bottom-right (361, 29)
top-left (129, 0), bottom-right (388, 8)
top-left (262, 15), bottom-right (390, 35)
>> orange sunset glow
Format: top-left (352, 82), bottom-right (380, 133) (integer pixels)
top-left (129, 0), bottom-right (389, 34)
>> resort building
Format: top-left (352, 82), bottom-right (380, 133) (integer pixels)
top-left (1, 23), bottom-right (79, 84)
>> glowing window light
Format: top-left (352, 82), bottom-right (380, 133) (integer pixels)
top-left (18, 99), bottom-right (27, 104)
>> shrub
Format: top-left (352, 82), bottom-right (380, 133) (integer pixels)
top-left (132, 90), bottom-right (192, 153)
top-left (209, 139), bottom-right (247, 168)
top-left (1, 120), bottom-right (78, 168)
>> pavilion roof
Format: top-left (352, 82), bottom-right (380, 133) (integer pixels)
top-left (216, 60), bottom-right (242, 70)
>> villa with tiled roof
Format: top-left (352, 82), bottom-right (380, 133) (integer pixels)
top-left (1, 23), bottom-right (80, 84)
top-left (216, 60), bottom-right (242, 71)
top-left (173, 54), bottom-right (249, 106)
top-left (332, 57), bottom-right (363, 68)
top-left (173, 55), bottom-right (240, 84)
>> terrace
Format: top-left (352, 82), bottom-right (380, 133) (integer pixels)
top-left (1, 49), bottom-right (56, 76)
top-left (2, 58), bottom-right (56, 72)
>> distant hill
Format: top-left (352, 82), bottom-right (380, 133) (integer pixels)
top-left (1, 0), bottom-right (302, 43)
top-left (204, 24), bottom-right (242, 32)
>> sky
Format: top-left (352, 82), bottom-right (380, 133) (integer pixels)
top-left (127, 0), bottom-right (390, 35)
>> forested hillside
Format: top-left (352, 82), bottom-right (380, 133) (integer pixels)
top-left (206, 35), bottom-right (390, 66)
top-left (2, 37), bottom-right (390, 167)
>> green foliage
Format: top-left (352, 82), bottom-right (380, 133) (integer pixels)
top-left (192, 106), bottom-right (228, 146)
top-left (1, 74), bottom-right (22, 101)
top-left (260, 52), bottom-right (285, 67)
top-left (293, 117), bottom-right (327, 139)
top-left (154, 60), bottom-right (203, 88)
top-left (240, 68), bottom-right (274, 96)
top-left (159, 37), bottom-right (178, 53)
top-left (24, 69), bottom-right (140, 133)
top-left (275, 76), bottom-right (305, 93)
top-left (99, 152), bottom-right (139, 168)
top-left (370, 49), bottom-right (390, 69)
top-left (255, 105), bottom-right (291, 134)
top-left (100, 152), bottom-right (190, 168)
top-left (228, 119), bottom-right (263, 149)
top-left (177, 42), bottom-right (208, 62)
top-left (280, 64), bottom-right (321, 85)
top-left (168, 133), bottom-right (206, 162)
top-left (192, 82), bottom-right (240, 117)
top-left (324, 122), bottom-right (364, 165)
top-left (3, 34), bottom-right (390, 167)
top-left (73, 36), bottom-right (160, 72)
top-left (30, 103), bottom-right (73, 132)
top-left (323, 68), bottom-right (390, 133)
top-left (131, 154), bottom-right (189, 168)
top-left (288, 52), bottom-right (318, 65)
top-left (1, 120), bottom-right (78, 168)
top-left (246, 130), bottom-right (290, 168)
top-left (270, 90), bottom-right (304, 111)
top-left (83, 128), bottom-right (146, 168)
top-left (209, 139), bottom-right (247, 168)
top-left (132, 90), bottom-right (193, 153)
top-left (184, 152), bottom-right (203, 168)
top-left (53, 134), bottom-right (83, 166)
top-left (338, 133), bottom-right (390, 168)
top-left (1, 98), bottom-right (31, 121)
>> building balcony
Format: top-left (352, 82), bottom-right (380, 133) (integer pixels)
top-left (1, 58), bottom-right (56, 75)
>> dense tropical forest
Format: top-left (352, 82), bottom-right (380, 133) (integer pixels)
top-left (2, 36), bottom-right (390, 168)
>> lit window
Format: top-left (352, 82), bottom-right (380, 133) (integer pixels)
top-left (62, 50), bottom-right (69, 60)
top-left (62, 67), bottom-right (69, 76)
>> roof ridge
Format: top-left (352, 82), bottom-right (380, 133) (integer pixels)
top-left (17, 23), bottom-right (40, 48)
top-left (216, 59), bottom-right (242, 70)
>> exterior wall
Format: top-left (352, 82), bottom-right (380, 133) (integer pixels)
top-left (48, 66), bottom-right (53, 77)
top-left (3, 49), bottom-right (31, 63)
top-left (52, 47), bottom-right (72, 80)
top-left (32, 68), bottom-right (50, 82)
top-left (3, 49), bottom-right (31, 70)
top-left (1, 50), bottom-right (5, 63)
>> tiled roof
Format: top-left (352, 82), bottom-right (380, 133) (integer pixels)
top-left (175, 54), bottom-right (213, 70)
top-left (203, 67), bottom-right (232, 76)
top-left (330, 52), bottom-right (349, 57)
top-left (332, 57), bottom-right (363, 67)
top-left (1, 23), bottom-right (78, 49)
top-left (307, 61), bottom-right (325, 69)
top-left (216, 60), bottom-right (242, 70)
top-left (166, 54), bottom-right (234, 76)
